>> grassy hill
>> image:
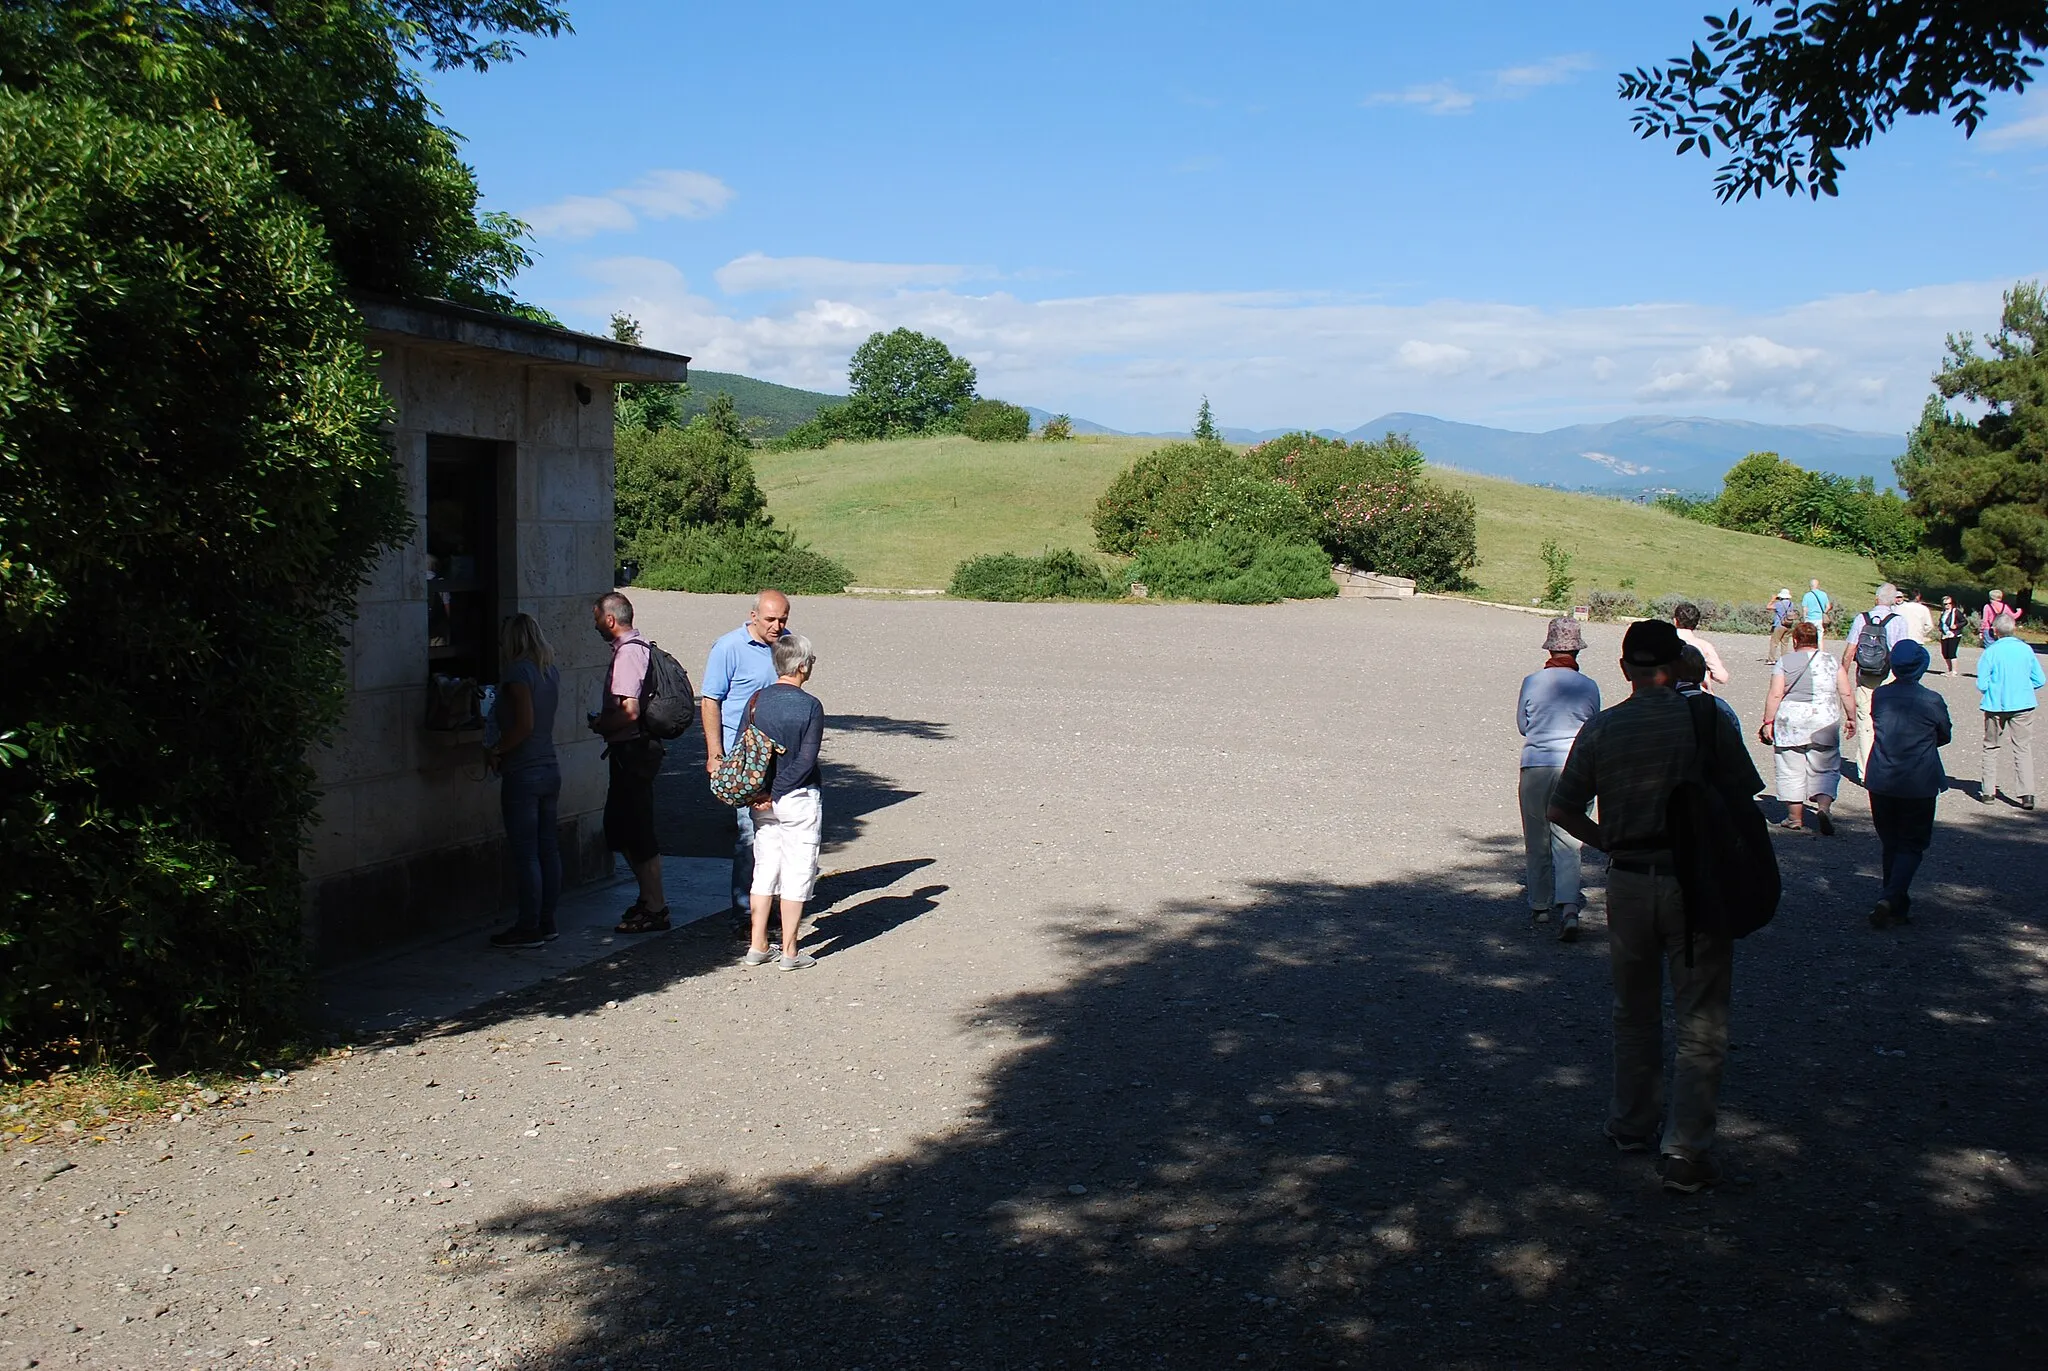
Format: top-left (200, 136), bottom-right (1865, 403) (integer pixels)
top-left (681, 370), bottom-right (837, 437)
top-left (754, 433), bottom-right (1882, 602)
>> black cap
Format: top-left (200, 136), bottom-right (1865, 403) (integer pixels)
top-left (1621, 619), bottom-right (1683, 666)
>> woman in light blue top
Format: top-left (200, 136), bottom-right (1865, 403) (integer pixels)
top-left (1516, 618), bottom-right (1603, 941)
top-left (487, 613), bottom-right (563, 948)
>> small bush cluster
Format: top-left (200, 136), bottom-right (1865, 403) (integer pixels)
top-left (1092, 442), bottom-right (1314, 555)
top-left (1128, 528), bottom-right (1337, 604)
top-left (614, 417), bottom-right (767, 548)
top-left (1245, 432), bottom-right (1478, 592)
top-left (630, 523), bottom-right (852, 596)
top-left (959, 398), bottom-right (1032, 443)
top-left (1039, 414), bottom-right (1074, 441)
top-left (1583, 590), bottom-right (1776, 634)
top-left (948, 549), bottom-right (1119, 601)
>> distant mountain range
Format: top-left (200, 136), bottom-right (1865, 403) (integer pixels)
top-left (676, 374), bottom-right (1905, 492)
top-left (1023, 407), bottom-right (1905, 493)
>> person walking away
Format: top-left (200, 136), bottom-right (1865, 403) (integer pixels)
top-left (1977, 613), bottom-right (2042, 809)
top-left (1766, 589), bottom-right (1796, 663)
top-left (591, 592), bottom-right (668, 932)
top-left (487, 613), bottom-right (563, 948)
top-left (1837, 583), bottom-right (1912, 783)
top-left (1516, 618), bottom-right (1602, 942)
top-left (1900, 590), bottom-right (1936, 650)
top-left (1938, 596), bottom-right (1966, 676)
top-left (1676, 646), bottom-right (1743, 731)
top-left (1865, 641), bottom-right (1950, 928)
top-left (1803, 578), bottom-right (1832, 650)
top-left (1759, 622), bottom-right (1841, 836)
top-left (1671, 603), bottom-right (1729, 690)
top-left (1980, 590), bottom-right (2012, 648)
top-left (739, 634), bottom-right (826, 971)
top-left (701, 590), bottom-right (792, 931)
top-left (1548, 619), bottom-right (1765, 1195)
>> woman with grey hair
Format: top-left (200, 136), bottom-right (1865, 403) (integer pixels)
top-left (741, 632), bottom-right (827, 969)
top-left (1516, 618), bottom-right (1601, 941)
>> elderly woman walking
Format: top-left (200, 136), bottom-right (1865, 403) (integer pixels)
top-left (1517, 618), bottom-right (1602, 942)
top-left (1760, 620), bottom-right (1841, 834)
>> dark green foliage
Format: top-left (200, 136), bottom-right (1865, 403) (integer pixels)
top-left (678, 370), bottom-right (836, 438)
top-left (948, 550), bottom-right (1118, 602)
top-left (1893, 286), bottom-right (2048, 604)
top-left (0, 92), bottom-right (406, 1067)
top-left (1246, 432), bottom-right (1476, 591)
top-left (959, 399), bottom-right (1032, 443)
top-left (1661, 451), bottom-right (1922, 563)
top-left (1128, 529), bottom-right (1336, 605)
top-left (610, 313), bottom-right (685, 433)
top-left (631, 524), bottom-right (851, 596)
top-left (1193, 396), bottom-right (1219, 443)
top-left (1039, 414), bottom-right (1074, 442)
top-left (1092, 443), bottom-right (1314, 555)
top-left (1621, 2), bottom-right (2048, 201)
top-left (614, 419), bottom-right (767, 553)
top-left (843, 329), bottom-right (977, 437)
top-left (0, 0), bottom-right (567, 309)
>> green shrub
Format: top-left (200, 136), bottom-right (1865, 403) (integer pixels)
top-left (0, 93), bottom-right (407, 1069)
top-left (630, 523), bottom-right (852, 596)
top-left (1092, 442), bottom-right (1314, 555)
top-left (614, 417), bottom-right (766, 550)
top-left (948, 549), bottom-right (1119, 601)
top-left (1584, 590), bottom-right (1776, 634)
top-left (1127, 529), bottom-right (1337, 604)
top-left (1039, 414), bottom-right (1074, 441)
top-left (1540, 539), bottom-right (1576, 607)
top-left (1244, 431), bottom-right (1476, 591)
top-left (959, 398), bottom-right (1032, 443)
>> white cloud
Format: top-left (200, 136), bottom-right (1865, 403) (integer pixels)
top-left (522, 169), bottom-right (734, 240)
top-left (556, 264), bottom-right (2020, 432)
top-left (1396, 339), bottom-right (1474, 374)
top-left (1366, 52), bottom-right (1596, 116)
top-left (1982, 87), bottom-right (2048, 148)
top-left (1640, 335), bottom-right (1826, 402)
top-left (714, 253), bottom-right (985, 295)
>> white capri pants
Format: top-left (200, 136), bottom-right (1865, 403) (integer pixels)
top-left (750, 787), bottom-right (822, 902)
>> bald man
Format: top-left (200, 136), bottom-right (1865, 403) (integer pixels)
top-left (702, 589), bottom-right (793, 920)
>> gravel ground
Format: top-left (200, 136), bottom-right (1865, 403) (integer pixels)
top-left (5, 593), bottom-right (2045, 1371)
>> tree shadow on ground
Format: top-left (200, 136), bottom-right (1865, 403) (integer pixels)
top-left (655, 722), bottom-right (920, 859)
top-left (830, 715), bottom-right (952, 741)
top-left (444, 818), bottom-right (2048, 1370)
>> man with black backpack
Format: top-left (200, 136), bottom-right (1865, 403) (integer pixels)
top-left (1548, 619), bottom-right (1766, 1195)
top-left (591, 591), bottom-right (672, 934)
top-left (1838, 584), bottom-right (1914, 783)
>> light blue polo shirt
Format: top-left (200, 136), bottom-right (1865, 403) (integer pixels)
top-left (702, 623), bottom-right (783, 750)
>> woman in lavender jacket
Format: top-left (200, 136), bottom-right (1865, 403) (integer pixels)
top-left (1517, 618), bottom-right (1603, 942)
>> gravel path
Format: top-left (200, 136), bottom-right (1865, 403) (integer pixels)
top-left (6, 594), bottom-right (2045, 1370)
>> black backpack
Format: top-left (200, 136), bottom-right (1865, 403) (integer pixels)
top-left (636, 640), bottom-right (697, 740)
top-left (1667, 695), bottom-right (1781, 965)
top-left (1854, 610), bottom-right (1896, 686)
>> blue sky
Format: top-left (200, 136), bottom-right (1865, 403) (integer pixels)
top-left (430, 0), bottom-right (2048, 433)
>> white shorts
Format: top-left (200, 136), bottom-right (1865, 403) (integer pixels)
top-left (750, 787), bottom-right (822, 902)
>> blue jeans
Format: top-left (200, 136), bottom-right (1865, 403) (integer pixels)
top-left (732, 801), bottom-right (756, 909)
top-left (501, 765), bottom-right (562, 933)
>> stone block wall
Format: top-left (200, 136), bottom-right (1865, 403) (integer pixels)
top-left (304, 343), bottom-right (619, 966)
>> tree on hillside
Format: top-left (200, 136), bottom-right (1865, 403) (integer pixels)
top-left (845, 328), bottom-right (977, 437)
top-left (1893, 282), bottom-right (2048, 603)
top-left (1621, 2), bottom-right (2048, 200)
top-left (611, 312), bottom-right (685, 432)
top-left (1194, 396), bottom-right (1220, 443)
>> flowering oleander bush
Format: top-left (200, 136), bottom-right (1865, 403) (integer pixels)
top-left (1245, 432), bottom-right (1478, 591)
top-left (1091, 442), bottom-right (1314, 555)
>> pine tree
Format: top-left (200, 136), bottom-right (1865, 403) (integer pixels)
top-left (1193, 396), bottom-right (1219, 443)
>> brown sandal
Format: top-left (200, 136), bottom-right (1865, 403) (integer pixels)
top-left (615, 905), bottom-right (671, 934)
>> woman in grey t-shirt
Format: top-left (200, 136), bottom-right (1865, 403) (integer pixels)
top-left (487, 613), bottom-right (562, 947)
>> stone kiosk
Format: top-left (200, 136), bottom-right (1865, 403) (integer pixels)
top-left (304, 298), bottom-right (690, 965)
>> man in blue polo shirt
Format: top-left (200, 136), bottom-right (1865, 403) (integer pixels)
top-left (701, 589), bottom-right (792, 918)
